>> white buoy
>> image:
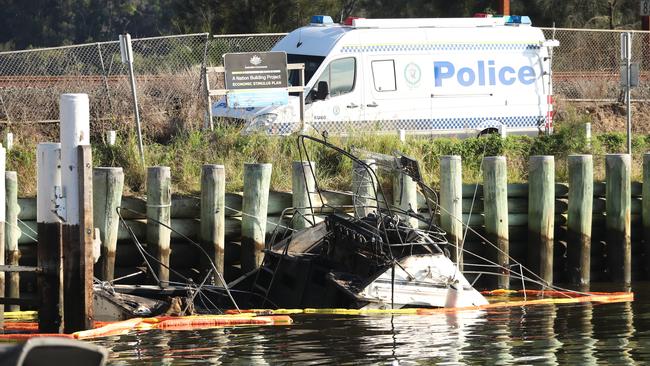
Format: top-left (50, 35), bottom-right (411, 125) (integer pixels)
top-left (36, 143), bottom-right (61, 224)
top-left (59, 94), bottom-right (90, 225)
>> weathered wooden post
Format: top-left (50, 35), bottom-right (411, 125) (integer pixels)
top-left (37, 142), bottom-right (63, 333)
top-left (241, 163), bottom-right (272, 273)
top-left (483, 156), bottom-right (509, 289)
top-left (292, 161), bottom-right (316, 230)
top-left (440, 155), bottom-right (463, 267)
top-left (93, 167), bottom-right (124, 281)
top-left (643, 153), bottom-right (650, 277)
top-left (5, 171), bottom-right (19, 311)
top-left (60, 94), bottom-right (94, 333)
top-left (568, 154), bottom-right (593, 287)
top-left (393, 170), bottom-right (418, 228)
top-left (0, 146), bottom-right (5, 324)
top-left (147, 166), bottom-right (172, 286)
top-left (352, 159), bottom-right (377, 218)
top-left (200, 164), bottom-right (225, 280)
top-left (528, 156), bottom-right (555, 286)
top-left (606, 154), bottom-right (631, 286)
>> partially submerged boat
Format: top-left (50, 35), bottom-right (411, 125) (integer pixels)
top-left (107, 134), bottom-right (487, 314)
top-left (234, 135), bottom-right (488, 309)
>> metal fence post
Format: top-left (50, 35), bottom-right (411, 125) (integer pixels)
top-left (119, 33), bottom-right (145, 167)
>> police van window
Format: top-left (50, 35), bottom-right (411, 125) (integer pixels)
top-left (371, 60), bottom-right (396, 92)
top-left (329, 58), bottom-right (355, 96)
top-left (309, 57), bottom-right (356, 102)
top-left (287, 54), bottom-right (324, 87)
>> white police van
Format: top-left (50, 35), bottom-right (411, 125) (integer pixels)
top-left (212, 15), bottom-right (558, 136)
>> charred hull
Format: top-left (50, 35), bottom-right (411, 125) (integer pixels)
top-left (238, 213), bottom-right (488, 309)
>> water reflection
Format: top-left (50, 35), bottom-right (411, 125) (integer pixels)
top-left (556, 303), bottom-right (597, 365)
top-left (95, 284), bottom-right (650, 365)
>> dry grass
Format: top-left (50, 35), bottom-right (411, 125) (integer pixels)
top-left (4, 104), bottom-right (650, 197)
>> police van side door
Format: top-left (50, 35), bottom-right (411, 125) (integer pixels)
top-left (306, 56), bottom-right (364, 133)
top-left (363, 54), bottom-right (432, 130)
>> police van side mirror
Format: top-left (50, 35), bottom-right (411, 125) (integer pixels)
top-left (314, 81), bottom-right (330, 100)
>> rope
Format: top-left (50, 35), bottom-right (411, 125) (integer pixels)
top-left (117, 206), bottom-right (240, 312)
top-left (8, 219), bottom-right (37, 243)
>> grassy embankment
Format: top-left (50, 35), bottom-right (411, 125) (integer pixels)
top-left (6, 109), bottom-right (650, 197)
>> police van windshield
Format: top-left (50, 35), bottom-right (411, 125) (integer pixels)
top-left (287, 54), bottom-right (325, 91)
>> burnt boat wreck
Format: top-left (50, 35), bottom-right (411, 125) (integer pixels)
top-left (230, 135), bottom-right (487, 310)
top-left (106, 135), bottom-right (487, 317)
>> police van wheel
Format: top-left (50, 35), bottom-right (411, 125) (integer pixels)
top-left (478, 128), bottom-right (499, 137)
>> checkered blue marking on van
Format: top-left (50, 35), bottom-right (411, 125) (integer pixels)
top-left (309, 115), bottom-right (542, 133)
top-left (340, 43), bottom-right (540, 53)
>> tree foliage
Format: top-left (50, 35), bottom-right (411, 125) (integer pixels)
top-left (0, 0), bottom-right (644, 50)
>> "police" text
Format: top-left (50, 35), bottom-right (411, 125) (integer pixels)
top-left (434, 61), bottom-right (536, 87)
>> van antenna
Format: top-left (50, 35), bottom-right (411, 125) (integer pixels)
top-left (296, 28), bottom-right (303, 48)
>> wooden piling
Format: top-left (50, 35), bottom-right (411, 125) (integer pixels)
top-left (483, 156), bottom-right (509, 289)
top-left (606, 154), bottom-right (631, 286)
top-left (440, 156), bottom-right (463, 266)
top-left (60, 93), bottom-right (93, 333)
top-left (146, 166), bottom-right (172, 286)
top-left (92, 167), bottom-right (124, 281)
top-left (568, 155), bottom-right (593, 287)
top-left (5, 171), bottom-right (19, 311)
top-left (643, 153), bottom-right (650, 277)
top-left (241, 163), bottom-right (272, 273)
top-left (0, 147), bottom-right (5, 325)
top-left (200, 164), bottom-right (225, 280)
top-left (36, 142), bottom-right (63, 333)
top-left (528, 156), bottom-right (555, 286)
top-left (352, 159), bottom-right (377, 218)
top-left (393, 170), bottom-right (418, 229)
top-left (292, 161), bottom-right (316, 230)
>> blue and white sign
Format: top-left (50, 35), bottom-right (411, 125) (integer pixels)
top-left (227, 89), bottom-right (289, 108)
top-left (224, 51), bottom-right (289, 108)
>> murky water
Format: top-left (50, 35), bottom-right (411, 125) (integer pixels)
top-left (94, 282), bottom-right (650, 365)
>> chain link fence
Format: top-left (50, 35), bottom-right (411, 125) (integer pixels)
top-left (541, 28), bottom-right (650, 101)
top-left (0, 29), bottom-right (648, 134)
top-left (0, 33), bottom-right (209, 137)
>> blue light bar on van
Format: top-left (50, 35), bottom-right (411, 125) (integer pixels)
top-left (504, 15), bottom-right (532, 25)
top-left (311, 15), bottom-right (334, 25)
